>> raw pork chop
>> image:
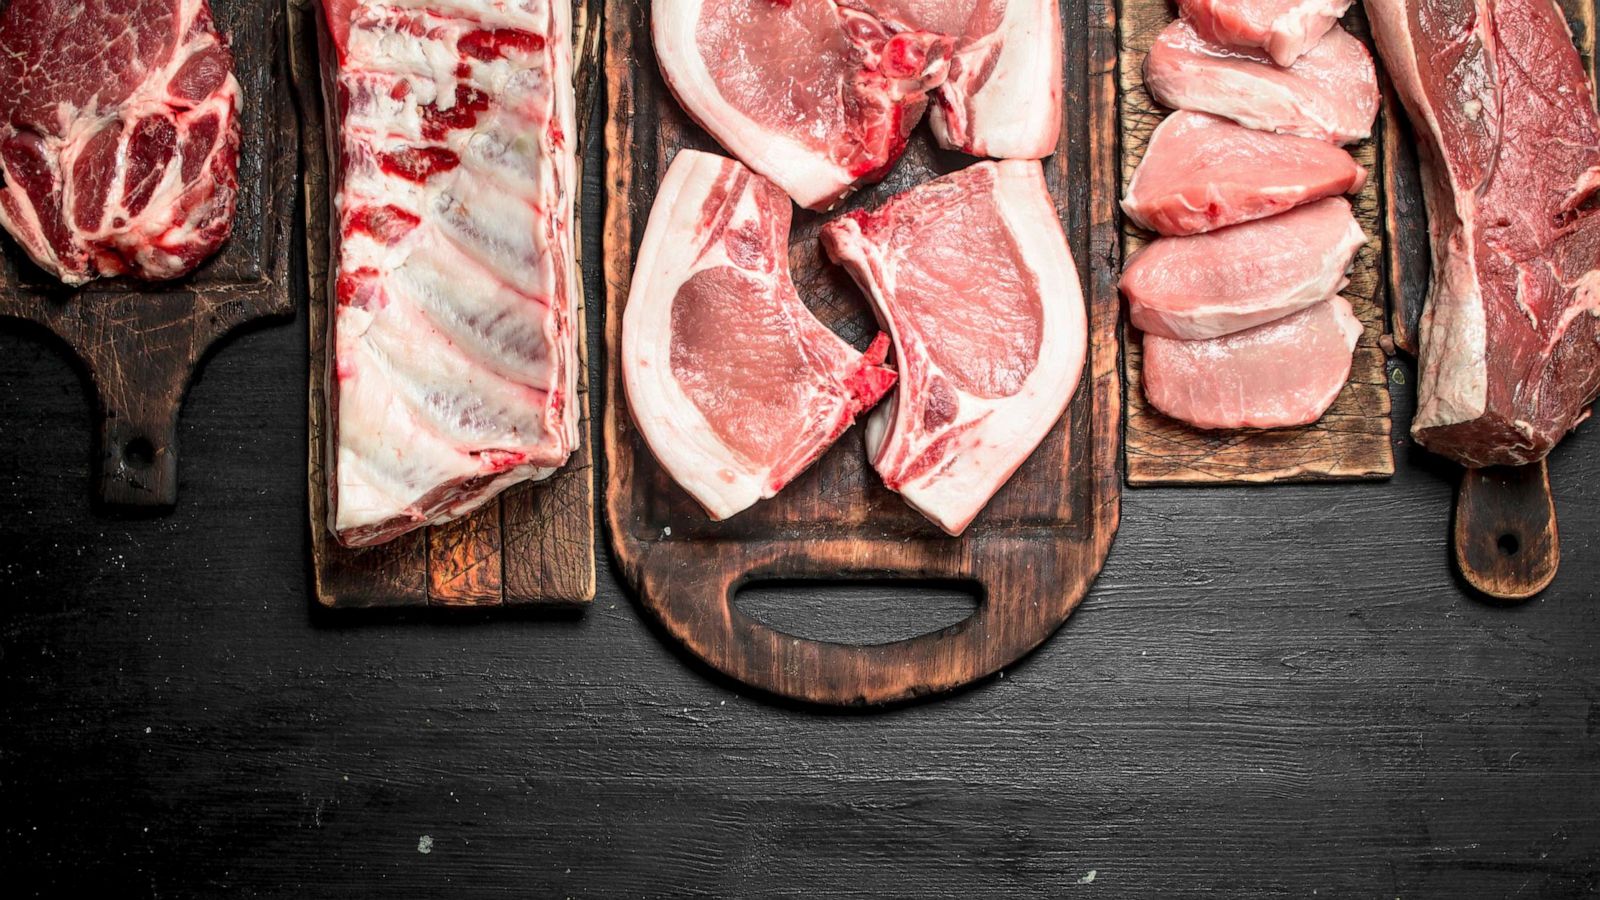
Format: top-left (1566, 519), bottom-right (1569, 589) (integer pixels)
top-left (1122, 111), bottom-right (1366, 235)
top-left (1178, 0), bottom-right (1353, 66)
top-left (1143, 297), bottom-right (1362, 430)
top-left (653, 0), bottom-right (1061, 210)
top-left (1366, 0), bottom-right (1600, 467)
top-left (1122, 197), bottom-right (1366, 339)
top-left (623, 150), bottom-right (896, 520)
top-left (322, 0), bottom-right (578, 547)
top-left (1144, 19), bottom-right (1377, 145)
top-left (822, 160), bottom-right (1085, 535)
top-left (0, 0), bottom-right (240, 284)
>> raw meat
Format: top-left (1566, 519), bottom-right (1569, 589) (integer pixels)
top-left (1142, 297), bottom-right (1362, 430)
top-left (653, 0), bottom-right (1061, 210)
top-left (1122, 197), bottom-right (1366, 340)
top-left (1143, 19), bottom-right (1378, 145)
top-left (0, 0), bottom-right (241, 285)
top-left (822, 160), bottom-right (1085, 535)
top-left (1122, 111), bottom-right (1366, 235)
top-left (1366, 0), bottom-right (1600, 468)
top-left (622, 150), bottom-right (896, 520)
top-left (1178, 0), bottom-right (1353, 66)
top-left (321, 0), bottom-right (578, 547)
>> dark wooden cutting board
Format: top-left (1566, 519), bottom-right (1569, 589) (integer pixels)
top-left (0, 0), bottom-right (296, 508)
top-left (602, 0), bottom-right (1122, 705)
top-left (1117, 0), bottom-right (1395, 486)
top-left (287, 0), bottom-right (598, 608)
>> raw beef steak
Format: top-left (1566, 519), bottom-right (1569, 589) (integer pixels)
top-left (1142, 297), bottom-right (1362, 430)
top-left (622, 150), bottom-right (896, 520)
top-left (1122, 111), bottom-right (1366, 235)
top-left (0, 0), bottom-right (241, 284)
top-left (322, 0), bottom-right (579, 547)
top-left (1178, 0), bottom-right (1353, 66)
top-left (1144, 19), bottom-right (1377, 145)
top-left (653, 0), bottom-right (1061, 210)
top-left (1122, 197), bottom-right (1366, 340)
top-left (1366, 0), bottom-right (1600, 467)
top-left (822, 160), bottom-right (1085, 535)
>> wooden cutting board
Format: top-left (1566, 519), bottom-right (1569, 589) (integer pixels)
top-left (1381, 0), bottom-right (1597, 600)
top-left (1117, 1), bottom-right (1395, 485)
top-left (287, 0), bottom-right (598, 609)
top-left (602, 1), bottom-right (1122, 705)
top-left (0, 0), bottom-right (296, 508)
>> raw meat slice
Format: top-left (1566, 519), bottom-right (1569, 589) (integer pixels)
top-left (622, 150), bottom-right (897, 520)
top-left (1143, 19), bottom-right (1378, 145)
top-left (1366, 0), bottom-right (1600, 468)
top-left (0, 0), bottom-right (241, 285)
top-left (1122, 111), bottom-right (1366, 235)
top-left (321, 0), bottom-right (578, 547)
top-left (653, 0), bottom-right (1061, 210)
top-left (1123, 197), bottom-right (1366, 339)
top-left (1178, 0), bottom-right (1353, 66)
top-left (822, 160), bottom-right (1086, 535)
top-left (1142, 297), bottom-right (1362, 430)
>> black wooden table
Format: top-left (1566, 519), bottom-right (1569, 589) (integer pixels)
top-left (3, 92), bottom-right (1598, 900)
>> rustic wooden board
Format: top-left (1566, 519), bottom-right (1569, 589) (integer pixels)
top-left (1118, 1), bottom-right (1395, 486)
top-left (1380, 0), bottom-right (1597, 600)
top-left (288, 0), bottom-right (598, 609)
top-left (602, 0), bottom-right (1122, 705)
top-left (0, 0), bottom-right (297, 508)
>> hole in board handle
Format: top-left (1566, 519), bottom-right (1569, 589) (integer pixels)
top-left (733, 579), bottom-right (980, 646)
top-left (1497, 533), bottom-right (1520, 557)
top-left (123, 437), bottom-right (155, 469)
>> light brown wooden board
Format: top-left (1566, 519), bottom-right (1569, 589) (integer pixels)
top-left (0, 0), bottom-right (296, 508)
top-left (603, 0), bottom-right (1123, 705)
top-left (288, 0), bottom-right (597, 609)
top-left (1119, 0), bottom-right (1395, 485)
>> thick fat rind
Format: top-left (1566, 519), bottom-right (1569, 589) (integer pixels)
top-left (622, 150), bottom-right (896, 520)
top-left (925, 0), bottom-right (1063, 159)
top-left (322, 0), bottom-right (578, 547)
top-left (0, 0), bottom-right (240, 284)
top-left (822, 160), bottom-right (1086, 535)
top-left (1178, 0), bottom-right (1352, 67)
top-left (1366, 0), bottom-right (1600, 467)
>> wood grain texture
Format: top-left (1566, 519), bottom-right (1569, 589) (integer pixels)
top-left (1119, 0), bottom-right (1395, 486)
top-left (602, 0), bottom-right (1122, 705)
top-left (0, 0), bottom-right (297, 508)
top-left (1381, 0), bottom-right (1596, 601)
top-left (288, 0), bottom-right (597, 609)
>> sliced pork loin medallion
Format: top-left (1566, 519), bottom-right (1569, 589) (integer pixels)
top-left (653, 0), bottom-right (1061, 210)
top-left (1122, 111), bottom-right (1366, 236)
top-left (1144, 19), bottom-right (1377, 145)
top-left (822, 160), bottom-right (1086, 536)
top-left (1178, 0), bottom-right (1353, 67)
top-left (1123, 197), bottom-right (1367, 340)
top-left (0, 0), bottom-right (241, 284)
top-left (323, 0), bottom-right (579, 548)
top-left (1367, 0), bottom-right (1600, 468)
top-left (623, 150), bottom-right (896, 520)
top-left (1143, 297), bottom-right (1362, 430)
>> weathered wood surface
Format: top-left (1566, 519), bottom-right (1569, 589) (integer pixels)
top-left (1118, 0), bottom-right (1395, 485)
top-left (602, 0), bottom-right (1122, 705)
top-left (0, 0), bottom-right (297, 508)
top-left (1380, 0), bottom-right (1596, 600)
top-left (288, 0), bottom-right (598, 608)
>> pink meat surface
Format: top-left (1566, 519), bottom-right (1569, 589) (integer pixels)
top-left (1178, 0), bottom-right (1353, 66)
top-left (1142, 297), bottom-right (1362, 430)
top-left (1143, 19), bottom-right (1377, 145)
top-left (1122, 110), bottom-right (1366, 235)
top-left (1123, 197), bottom-right (1367, 340)
top-left (0, 0), bottom-right (240, 284)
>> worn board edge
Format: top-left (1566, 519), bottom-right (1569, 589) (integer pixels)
top-left (1116, 0), bottom-right (1396, 487)
top-left (600, 0), bottom-right (1123, 706)
top-left (288, 0), bottom-right (597, 609)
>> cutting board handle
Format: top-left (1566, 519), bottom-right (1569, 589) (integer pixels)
top-left (1453, 461), bottom-right (1559, 601)
top-left (91, 351), bottom-right (183, 508)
